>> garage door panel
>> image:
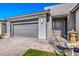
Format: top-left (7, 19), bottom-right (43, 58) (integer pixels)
top-left (13, 23), bottom-right (38, 38)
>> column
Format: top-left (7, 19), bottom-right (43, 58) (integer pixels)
top-left (0, 22), bottom-right (2, 35)
top-left (47, 15), bottom-right (52, 40)
top-left (7, 21), bottom-right (11, 37)
top-left (38, 17), bottom-right (47, 40)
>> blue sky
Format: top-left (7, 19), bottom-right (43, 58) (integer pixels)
top-left (0, 3), bottom-right (59, 19)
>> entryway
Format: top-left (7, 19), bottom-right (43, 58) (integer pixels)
top-left (52, 17), bottom-right (67, 38)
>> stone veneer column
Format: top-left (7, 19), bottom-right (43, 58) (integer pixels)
top-left (47, 15), bottom-right (52, 40)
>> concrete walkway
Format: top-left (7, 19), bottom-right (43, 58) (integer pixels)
top-left (0, 37), bottom-right (54, 56)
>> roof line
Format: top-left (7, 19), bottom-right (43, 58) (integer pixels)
top-left (5, 10), bottom-right (49, 20)
top-left (70, 3), bottom-right (79, 13)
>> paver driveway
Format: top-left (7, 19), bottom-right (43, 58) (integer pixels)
top-left (0, 37), bottom-right (54, 56)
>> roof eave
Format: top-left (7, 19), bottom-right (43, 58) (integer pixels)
top-left (5, 10), bottom-right (50, 20)
top-left (70, 3), bottom-right (79, 13)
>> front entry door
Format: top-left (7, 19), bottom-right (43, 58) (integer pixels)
top-left (53, 20), bottom-right (65, 37)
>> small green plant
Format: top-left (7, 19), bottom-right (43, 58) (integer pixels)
top-left (23, 49), bottom-right (64, 56)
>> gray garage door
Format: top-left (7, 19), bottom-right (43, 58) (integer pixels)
top-left (13, 23), bottom-right (38, 38)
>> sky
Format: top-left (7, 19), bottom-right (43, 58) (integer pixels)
top-left (0, 3), bottom-right (59, 19)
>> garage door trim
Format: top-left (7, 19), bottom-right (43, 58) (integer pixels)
top-left (11, 20), bottom-right (38, 38)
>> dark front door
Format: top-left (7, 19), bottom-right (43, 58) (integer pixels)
top-left (53, 19), bottom-right (66, 37)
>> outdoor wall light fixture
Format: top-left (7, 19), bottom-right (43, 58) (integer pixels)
top-left (40, 19), bottom-right (43, 24)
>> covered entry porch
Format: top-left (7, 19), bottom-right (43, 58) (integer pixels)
top-left (52, 15), bottom-right (67, 39)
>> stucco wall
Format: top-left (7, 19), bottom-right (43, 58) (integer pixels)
top-left (0, 22), bottom-right (2, 35)
top-left (7, 21), bottom-right (11, 37)
top-left (38, 17), bottom-right (47, 40)
top-left (76, 9), bottom-right (79, 39)
top-left (67, 12), bottom-right (75, 31)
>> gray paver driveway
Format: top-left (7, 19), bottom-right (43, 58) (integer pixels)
top-left (0, 37), bottom-right (54, 56)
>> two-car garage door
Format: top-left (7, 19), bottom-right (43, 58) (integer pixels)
top-left (13, 22), bottom-right (38, 38)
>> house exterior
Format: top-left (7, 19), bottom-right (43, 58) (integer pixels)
top-left (1, 11), bottom-right (49, 41)
top-left (0, 3), bottom-right (79, 41)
